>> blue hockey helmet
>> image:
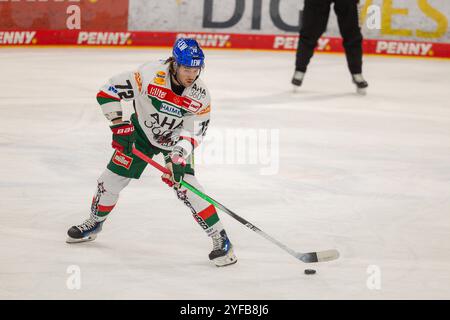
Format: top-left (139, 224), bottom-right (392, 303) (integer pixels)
top-left (172, 38), bottom-right (205, 68)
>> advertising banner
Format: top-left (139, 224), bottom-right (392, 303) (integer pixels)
top-left (1, 0), bottom-right (449, 58)
top-left (0, 0), bottom-right (128, 31)
top-left (129, 0), bottom-right (450, 43)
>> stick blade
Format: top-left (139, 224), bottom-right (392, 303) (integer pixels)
top-left (297, 249), bottom-right (340, 263)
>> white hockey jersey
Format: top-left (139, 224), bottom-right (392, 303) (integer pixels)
top-left (96, 60), bottom-right (211, 157)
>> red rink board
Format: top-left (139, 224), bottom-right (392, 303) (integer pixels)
top-left (0, 30), bottom-right (449, 59)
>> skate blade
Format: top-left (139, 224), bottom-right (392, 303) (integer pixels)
top-left (356, 87), bottom-right (367, 95)
top-left (66, 234), bottom-right (97, 244)
top-left (211, 249), bottom-right (238, 267)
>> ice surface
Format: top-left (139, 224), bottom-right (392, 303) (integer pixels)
top-left (0, 48), bottom-right (449, 299)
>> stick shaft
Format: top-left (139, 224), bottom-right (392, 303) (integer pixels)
top-left (132, 147), bottom-right (300, 259)
top-left (180, 181), bottom-right (299, 257)
top-left (132, 147), bottom-right (170, 174)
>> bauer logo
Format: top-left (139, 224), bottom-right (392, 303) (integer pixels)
top-left (112, 151), bottom-right (133, 169)
top-left (160, 103), bottom-right (182, 118)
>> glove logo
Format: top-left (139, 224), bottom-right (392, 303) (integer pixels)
top-left (116, 127), bottom-right (134, 135)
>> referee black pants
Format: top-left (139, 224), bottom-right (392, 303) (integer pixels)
top-left (295, 0), bottom-right (363, 74)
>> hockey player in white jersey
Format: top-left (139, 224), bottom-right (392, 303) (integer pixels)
top-left (66, 38), bottom-right (237, 267)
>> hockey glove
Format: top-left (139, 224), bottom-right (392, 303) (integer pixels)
top-left (161, 146), bottom-right (187, 189)
top-left (110, 121), bottom-right (135, 154)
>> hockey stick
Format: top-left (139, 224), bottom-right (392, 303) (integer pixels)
top-left (132, 147), bottom-right (339, 263)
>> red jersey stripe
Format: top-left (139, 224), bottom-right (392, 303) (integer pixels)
top-left (97, 90), bottom-right (120, 101)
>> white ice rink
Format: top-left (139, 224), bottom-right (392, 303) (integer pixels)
top-left (0, 47), bottom-right (449, 299)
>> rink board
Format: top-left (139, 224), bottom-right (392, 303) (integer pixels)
top-left (1, 30), bottom-right (449, 59)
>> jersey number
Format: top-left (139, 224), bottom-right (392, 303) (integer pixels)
top-left (116, 80), bottom-right (134, 100)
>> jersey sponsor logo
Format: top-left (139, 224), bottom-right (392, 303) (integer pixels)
top-left (144, 113), bottom-right (183, 131)
top-left (376, 41), bottom-right (433, 56)
top-left (134, 72), bottom-right (143, 92)
top-left (144, 113), bottom-right (183, 147)
top-left (183, 98), bottom-right (202, 113)
top-left (112, 151), bottom-right (133, 169)
top-left (153, 77), bottom-right (166, 85)
top-left (177, 33), bottom-right (231, 48)
top-left (147, 84), bottom-right (203, 113)
top-left (154, 70), bottom-right (166, 85)
top-left (160, 103), bottom-right (182, 118)
top-left (0, 31), bottom-right (36, 45)
top-left (148, 85), bottom-right (168, 100)
top-left (77, 32), bottom-right (131, 45)
top-left (153, 71), bottom-right (166, 86)
top-left (189, 83), bottom-right (207, 100)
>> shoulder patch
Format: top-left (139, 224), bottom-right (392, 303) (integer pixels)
top-left (153, 70), bottom-right (166, 85)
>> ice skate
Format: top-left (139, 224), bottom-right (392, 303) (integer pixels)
top-left (291, 70), bottom-right (305, 91)
top-left (352, 73), bottom-right (368, 95)
top-left (66, 217), bottom-right (104, 243)
top-left (209, 230), bottom-right (237, 267)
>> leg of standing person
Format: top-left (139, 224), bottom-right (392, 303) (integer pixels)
top-left (333, 0), bottom-right (368, 92)
top-left (292, 0), bottom-right (333, 86)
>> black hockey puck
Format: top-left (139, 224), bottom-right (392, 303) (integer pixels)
top-left (304, 269), bottom-right (316, 275)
